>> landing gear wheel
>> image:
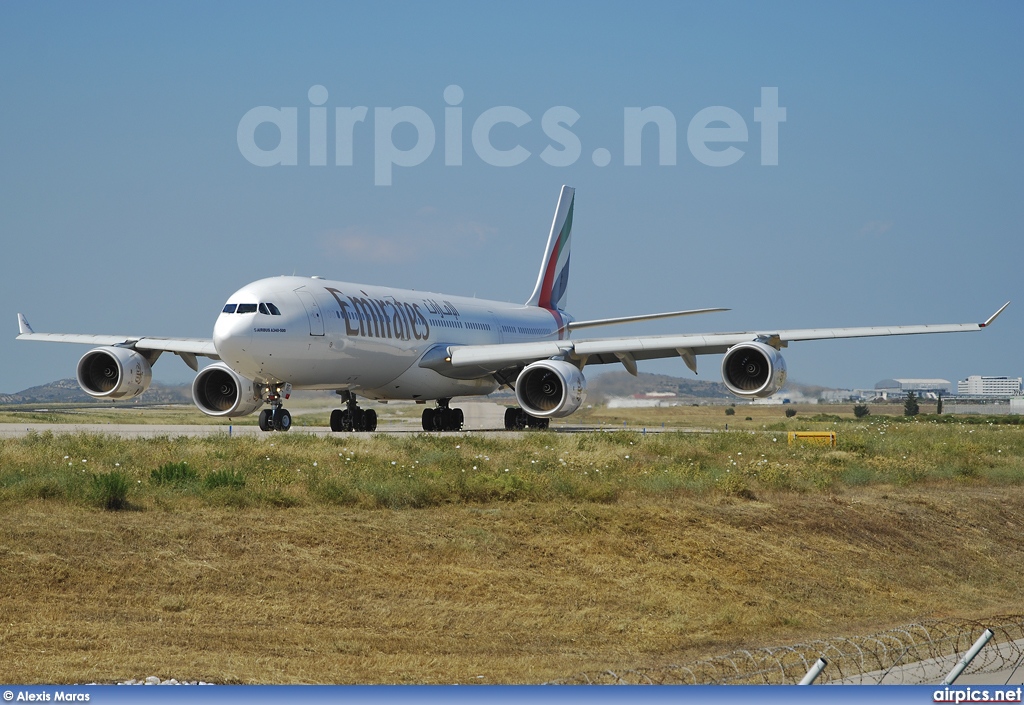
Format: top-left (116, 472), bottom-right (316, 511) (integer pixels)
top-left (504, 408), bottom-right (546, 430)
top-left (329, 407), bottom-right (362, 430)
top-left (353, 409), bottom-right (368, 432)
top-left (259, 409), bottom-right (272, 432)
top-left (331, 395), bottom-right (376, 432)
top-left (423, 402), bottom-right (462, 431)
top-left (526, 415), bottom-right (549, 430)
top-left (504, 408), bottom-right (526, 430)
top-left (274, 408), bottom-right (292, 432)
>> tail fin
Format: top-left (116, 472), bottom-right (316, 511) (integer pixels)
top-left (526, 185), bottom-right (575, 310)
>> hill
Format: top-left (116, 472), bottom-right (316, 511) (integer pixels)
top-left (587, 370), bottom-right (833, 403)
top-left (0, 379), bottom-right (193, 405)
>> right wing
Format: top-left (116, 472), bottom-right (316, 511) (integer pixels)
top-left (16, 314), bottom-right (218, 370)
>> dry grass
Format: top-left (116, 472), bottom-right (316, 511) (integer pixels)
top-left (1, 486), bottom-right (1023, 684)
top-left (1, 414), bottom-right (1022, 684)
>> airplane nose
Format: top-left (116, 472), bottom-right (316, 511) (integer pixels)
top-left (213, 313), bottom-right (254, 371)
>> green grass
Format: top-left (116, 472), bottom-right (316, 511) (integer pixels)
top-left (89, 470), bottom-right (131, 510)
top-left (0, 420), bottom-right (1022, 511)
top-left (204, 468), bottom-right (246, 490)
top-left (150, 461), bottom-right (200, 487)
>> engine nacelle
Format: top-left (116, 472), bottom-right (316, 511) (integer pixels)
top-left (515, 360), bottom-right (587, 418)
top-left (721, 341), bottom-right (787, 398)
top-left (76, 346), bottom-right (152, 400)
top-left (192, 362), bottom-right (263, 417)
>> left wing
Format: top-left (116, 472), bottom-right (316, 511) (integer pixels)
top-left (16, 314), bottom-right (218, 370)
top-left (446, 302), bottom-right (1010, 375)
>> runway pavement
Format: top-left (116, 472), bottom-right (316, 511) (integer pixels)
top-left (0, 402), bottom-right (647, 438)
top-left (0, 401), bottom-right (501, 438)
top-left (0, 397), bottom-right (716, 438)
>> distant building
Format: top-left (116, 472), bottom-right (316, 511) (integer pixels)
top-left (943, 397), bottom-right (1024, 415)
top-left (956, 376), bottom-right (1022, 396)
top-left (873, 379), bottom-right (951, 400)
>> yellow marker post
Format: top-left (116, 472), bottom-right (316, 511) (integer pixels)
top-left (787, 431), bottom-right (836, 447)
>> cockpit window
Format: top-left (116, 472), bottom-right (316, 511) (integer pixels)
top-left (223, 302), bottom-right (277, 314)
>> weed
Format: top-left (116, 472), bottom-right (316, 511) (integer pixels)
top-left (151, 461), bottom-right (199, 487)
top-left (718, 472), bottom-right (756, 499)
top-left (204, 469), bottom-right (246, 490)
top-left (90, 471), bottom-right (131, 510)
top-left (257, 490), bottom-right (302, 508)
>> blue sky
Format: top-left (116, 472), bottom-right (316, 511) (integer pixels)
top-left (1, 1), bottom-right (1020, 393)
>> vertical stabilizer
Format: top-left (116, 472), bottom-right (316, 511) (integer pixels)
top-left (526, 185), bottom-right (575, 310)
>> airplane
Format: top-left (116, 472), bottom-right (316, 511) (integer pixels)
top-left (16, 186), bottom-right (1009, 433)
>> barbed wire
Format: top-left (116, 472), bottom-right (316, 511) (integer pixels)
top-left (547, 615), bottom-right (1024, 685)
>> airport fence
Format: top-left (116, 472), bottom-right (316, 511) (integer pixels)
top-left (547, 615), bottom-right (1024, 685)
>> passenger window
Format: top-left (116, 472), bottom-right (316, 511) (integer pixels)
top-left (258, 303), bottom-right (270, 315)
top-left (236, 303), bottom-right (258, 314)
top-left (222, 304), bottom-right (237, 314)
top-left (267, 303), bottom-right (281, 315)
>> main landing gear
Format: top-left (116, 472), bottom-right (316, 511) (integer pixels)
top-left (504, 408), bottom-right (549, 430)
top-left (331, 391), bottom-right (378, 433)
top-left (422, 399), bottom-right (464, 432)
top-left (258, 386), bottom-right (292, 432)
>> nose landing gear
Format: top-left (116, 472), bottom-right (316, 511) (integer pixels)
top-left (258, 407), bottom-right (292, 432)
top-left (258, 384), bottom-right (293, 432)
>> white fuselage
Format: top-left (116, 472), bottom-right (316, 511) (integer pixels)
top-left (213, 276), bottom-right (569, 400)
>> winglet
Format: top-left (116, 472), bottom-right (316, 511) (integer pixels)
top-left (17, 313), bottom-right (34, 336)
top-left (980, 301), bottom-right (1010, 328)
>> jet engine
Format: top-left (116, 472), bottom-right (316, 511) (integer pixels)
top-left (76, 346), bottom-right (152, 400)
top-left (515, 360), bottom-right (587, 418)
top-left (192, 362), bottom-right (263, 417)
top-left (721, 341), bottom-right (787, 398)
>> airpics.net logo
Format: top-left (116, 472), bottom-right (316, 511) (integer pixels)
top-left (237, 85), bottom-right (786, 186)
